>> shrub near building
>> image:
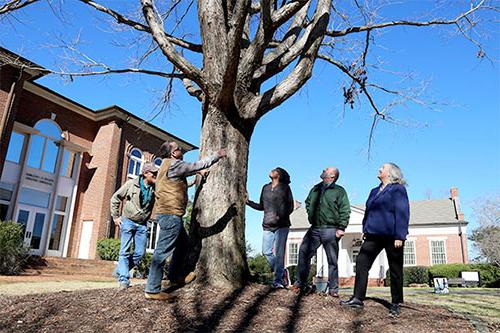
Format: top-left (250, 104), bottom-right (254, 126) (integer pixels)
top-left (0, 221), bottom-right (29, 275)
top-left (429, 263), bottom-right (500, 287)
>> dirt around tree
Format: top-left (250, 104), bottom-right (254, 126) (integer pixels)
top-left (0, 283), bottom-right (474, 332)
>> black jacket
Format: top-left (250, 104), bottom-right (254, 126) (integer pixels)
top-left (247, 183), bottom-right (294, 231)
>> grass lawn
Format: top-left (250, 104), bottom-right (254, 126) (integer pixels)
top-left (364, 287), bottom-right (500, 326)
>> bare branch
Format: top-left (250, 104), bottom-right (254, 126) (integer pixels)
top-left (317, 53), bottom-right (384, 117)
top-left (327, 0), bottom-right (486, 37)
top-left (183, 78), bottom-right (204, 102)
top-left (141, 0), bottom-right (205, 90)
top-left (245, 0), bottom-right (332, 118)
top-left (0, 0), bottom-right (39, 15)
top-left (78, 0), bottom-right (202, 53)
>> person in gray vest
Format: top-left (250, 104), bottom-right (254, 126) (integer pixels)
top-left (144, 141), bottom-right (226, 301)
top-left (110, 162), bottom-right (159, 290)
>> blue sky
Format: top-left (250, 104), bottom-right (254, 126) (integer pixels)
top-left (1, 1), bottom-right (499, 258)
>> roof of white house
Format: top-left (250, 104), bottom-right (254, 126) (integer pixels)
top-left (291, 197), bottom-right (466, 230)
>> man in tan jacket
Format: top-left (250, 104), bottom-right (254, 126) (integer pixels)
top-left (144, 141), bottom-right (226, 301)
top-left (110, 162), bottom-right (159, 290)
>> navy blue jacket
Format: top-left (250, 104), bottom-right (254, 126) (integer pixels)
top-left (362, 183), bottom-right (410, 240)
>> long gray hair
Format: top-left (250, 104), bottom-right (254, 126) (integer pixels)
top-left (386, 162), bottom-right (407, 186)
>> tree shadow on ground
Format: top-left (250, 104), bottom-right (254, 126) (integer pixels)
top-left (170, 284), bottom-right (306, 332)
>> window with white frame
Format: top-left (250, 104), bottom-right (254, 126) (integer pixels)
top-left (48, 195), bottom-right (69, 251)
top-left (404, 240), bottom-right (416, 266)
top-left (430, 240), bottom-right (447, 265)
top-left (6, 131), bottom-right (26, 164)
top-left (154, 157), bottom-right (162, 168)
top-left (26, 119), bottom-right (62, 174)
top-left (127, 148), bottom-right (143, 178)
top-left (288, 243), bottom-right (299, 265)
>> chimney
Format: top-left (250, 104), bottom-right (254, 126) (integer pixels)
top-left (450, 187), bottom-right (465, 220)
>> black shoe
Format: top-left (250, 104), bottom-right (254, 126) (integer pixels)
top-left (389, 303), bottom-right (401, 317)
top-left (340, 297), bottom-right (364, 309)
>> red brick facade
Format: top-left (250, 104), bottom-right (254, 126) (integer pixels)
top-left (0, 58), bottom-right (195, 259)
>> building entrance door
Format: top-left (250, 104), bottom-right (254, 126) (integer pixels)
top-left (15, 205), bottom-right (48, 256)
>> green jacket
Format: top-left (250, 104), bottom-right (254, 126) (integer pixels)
top-left (110, 176), bottom-right (155, 224)
top-left (305, 182), bottom-right (351, 230)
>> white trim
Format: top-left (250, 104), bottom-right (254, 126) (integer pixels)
top-left (62, 152), bottom-right (82, 257)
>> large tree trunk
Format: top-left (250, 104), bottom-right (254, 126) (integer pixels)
top-left (190, 103), bottom-right (255, 289)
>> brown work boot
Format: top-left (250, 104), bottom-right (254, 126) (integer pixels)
top-left (144, 292), bottom-right (175, 301)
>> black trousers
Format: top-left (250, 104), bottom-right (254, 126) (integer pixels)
top-left (353, 234), bottom-right (404, 304)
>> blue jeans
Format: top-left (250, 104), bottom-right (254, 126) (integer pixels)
top-left (145, 214), bottom-right (185, 294)
top-left (116, 217), bottom-right (148, 285)
top-left (296, 227), bottom-right (340, 293)
top-left (262, 227), bottom-right (289, 285)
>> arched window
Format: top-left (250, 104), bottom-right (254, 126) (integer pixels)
top-left (154, 157), bottom-right (162, 168)
top-left (27, 119), bottom-right (62, 174)
top-left (127, 148), bottom-right (143, 178)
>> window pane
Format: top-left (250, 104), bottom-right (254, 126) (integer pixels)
top-left (30, 212), bottom-right (46, 249)
top-left (35, 119), bottom-right (61, 139)
top-left (42, 139), bottom-right (59, 173)
top-left (16, 209), bottom-right (29, 238)
top-left (131, 149), bottom-right (142, 158)
top-left (135, 161), bottom-right (142, 176)
top-left (0, 182), bottom-right (14, 201)
top-left (288, 243), bottom-right (298, 265)
top-left (55, 196), bottom-right (68, 212)
top-left (27, 135), bottom-right (45, 169)
top-left (6, 132), bottom-right (25, 163)
top-left (154, 158), bottom-right (162, 167)
top-left (18, 187), bottom-right (51, 208)
top-left (60, 150), bottom-right (76, 177)
top-left (404, 241), bottom-right (416, 266)
top-left (49, 214), bottom-right (65, 251)
top-left (0, 203), bottom-right (9, 221)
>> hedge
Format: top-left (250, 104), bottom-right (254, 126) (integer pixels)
top-left (96, 238), bottom-right (121, 261)
top-left (96, 238), bottom-right (168, 279)
top-left (0, 221), bottom-right (29, 275)
top-left (429, 263), bottom-right (500, 287)
top-left (385, 266), bottom-right (429, 287)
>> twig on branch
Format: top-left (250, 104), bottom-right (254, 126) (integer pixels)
top-left (0, 0), bottom-right (39, 15)
top-left (78, 0), bottom-right (202, 53)
top-left (327, 0), bottom-right (486, 37)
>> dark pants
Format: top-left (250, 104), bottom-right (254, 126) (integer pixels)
top-left (353, 234), bottom-right (404, 304)
top-left (145, 214), bottom-right (187, 294)
top-left (296, 227), bottom-right (340, 293)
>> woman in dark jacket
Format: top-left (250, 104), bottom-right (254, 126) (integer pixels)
top-left (341, 163), bottom-right (410, 317)
top-left (246, 167), bottom-right (294, 288)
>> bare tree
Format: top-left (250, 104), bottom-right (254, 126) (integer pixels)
top-left (470, 195), bottom-right (500, 266)
top-left (1, 0), bottom-right (497, 288)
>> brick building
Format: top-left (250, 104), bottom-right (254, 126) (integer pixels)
top-left (286, 188), bottom-right (469, 286)
top-left (0, 47), bottom-right (196, 259)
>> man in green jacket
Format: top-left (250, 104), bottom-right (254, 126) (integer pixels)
top-left (292, 167), bottom-right (351, 297)
top-left (110, 162), bottom-right (159, 290)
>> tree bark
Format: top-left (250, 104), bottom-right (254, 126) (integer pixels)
top-left (190, 103), bottom-right (255, 289)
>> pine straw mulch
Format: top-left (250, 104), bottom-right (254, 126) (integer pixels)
top-left (0, 283), bottom-right (475, 333)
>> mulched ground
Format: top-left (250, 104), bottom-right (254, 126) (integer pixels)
top-left (0, 283), bottom-right (474, 333)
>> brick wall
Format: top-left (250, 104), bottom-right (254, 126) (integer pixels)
top-left (69, 121), bottom-right (122, 259)
top-left (412, 233), bottom-right (467, 266)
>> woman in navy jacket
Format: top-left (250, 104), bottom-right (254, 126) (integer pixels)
top-left (341, 163), bottom-right (410, 317)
